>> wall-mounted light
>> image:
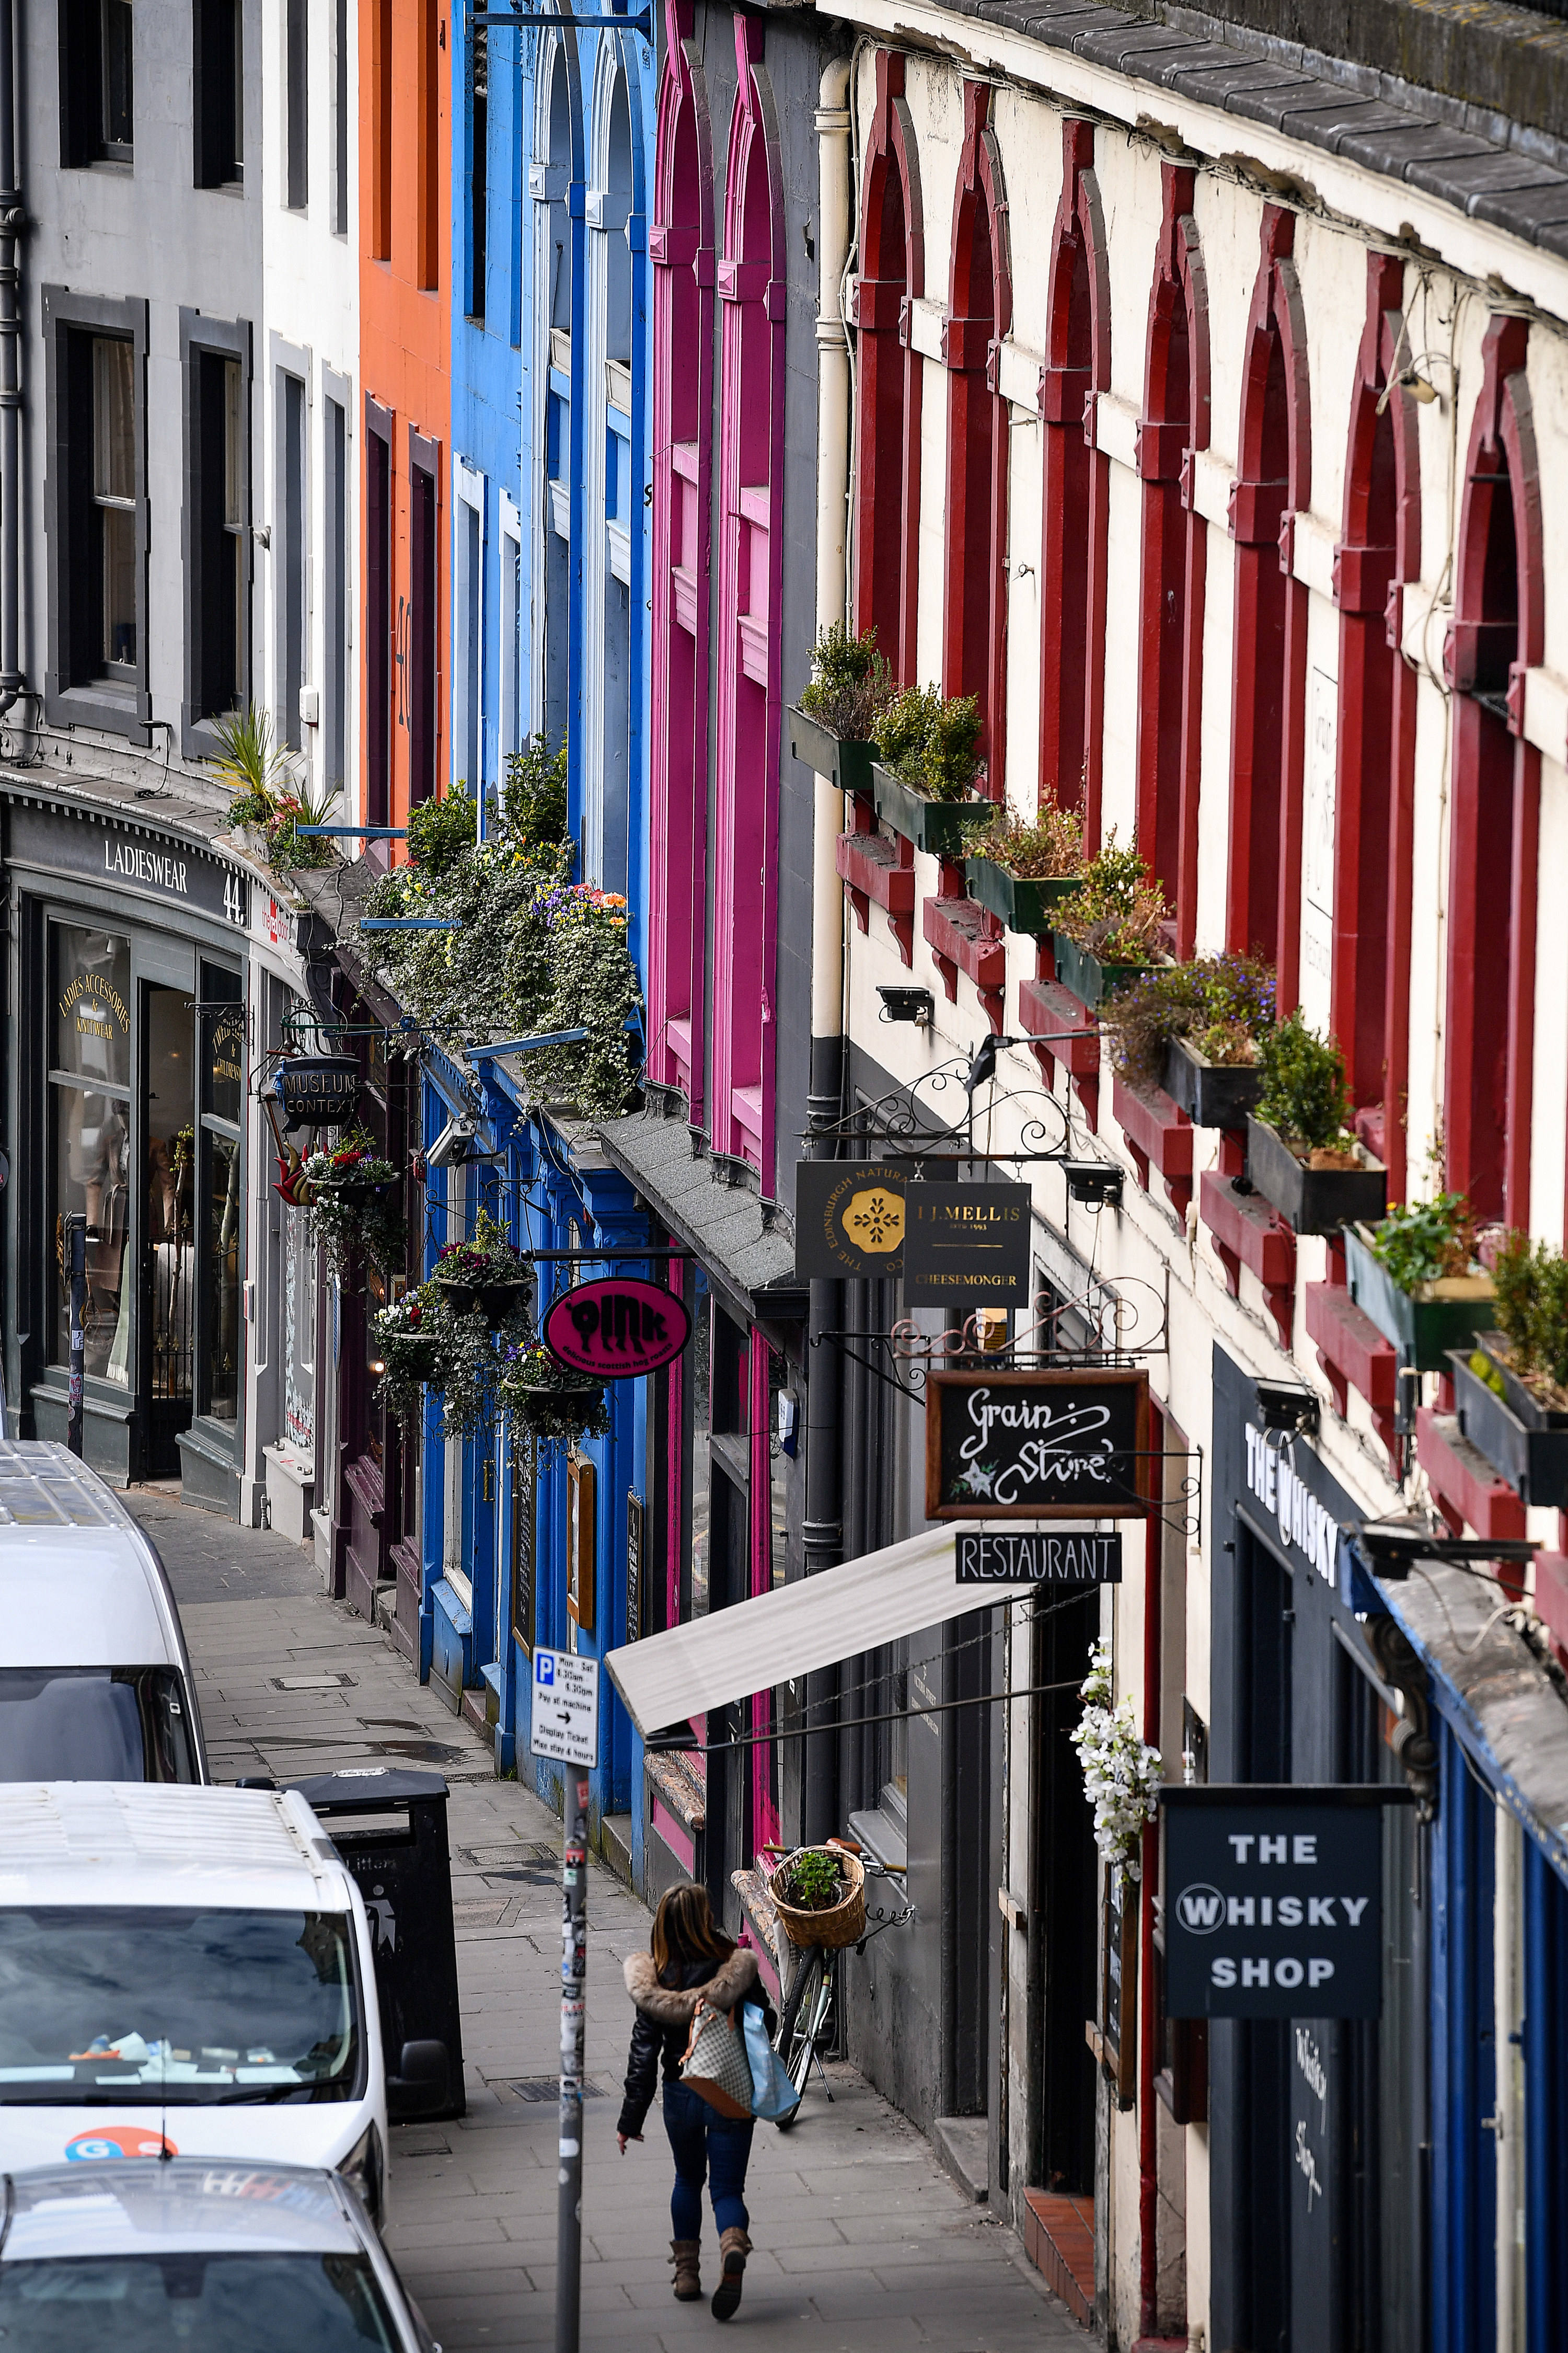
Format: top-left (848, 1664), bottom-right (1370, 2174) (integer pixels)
top-left (878, 984), bottom-right (934, 1027)
top-left (1255, 1381), bottom-right (1320, 1438)
top-left (1064, 1161), bottom-right (1123, 1208)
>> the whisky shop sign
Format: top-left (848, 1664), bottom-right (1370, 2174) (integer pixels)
top-left (926, 1368), bottom-right (1150, 1520)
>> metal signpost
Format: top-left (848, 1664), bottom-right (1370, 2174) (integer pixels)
top-left (531, 1648), bottom-right (601, 2353)
top-left (62, 1213), bottom-right (86, 1456)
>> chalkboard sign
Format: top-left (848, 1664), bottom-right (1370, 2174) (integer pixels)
top-left (925, 1368), bottom-right (1149, 1520)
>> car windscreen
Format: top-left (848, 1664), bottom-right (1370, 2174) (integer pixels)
top-left (0, 2253), bottom-right (402, 2350)
top-left (0, 1908), bottom-right (362, 2104)
top-left (0, 1668), bottom-right (198, 1783)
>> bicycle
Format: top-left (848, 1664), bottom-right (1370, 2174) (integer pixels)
top-left (762, 1840), bottom-right (916, 2130)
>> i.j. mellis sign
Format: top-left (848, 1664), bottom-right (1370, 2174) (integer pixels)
top-left (925, 1369), bottom-right (1150, 1520)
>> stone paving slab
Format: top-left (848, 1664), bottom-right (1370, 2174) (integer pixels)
top-left (132, 1491), bottom-right (1080, 2350)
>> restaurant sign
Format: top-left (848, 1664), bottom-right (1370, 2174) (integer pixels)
top-left (1161, 1786), bottom-right (1406, 2021)
top-left (926, 1369), bottom-right (1149, 1520)
top-left (956, 1527), bottom-right (1123, 1583)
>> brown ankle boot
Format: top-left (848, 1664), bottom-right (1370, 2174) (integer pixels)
top-left (670, 2240), bottom-right (702, 2301)
top-left (710, 2226), bottom-right (751, 2321)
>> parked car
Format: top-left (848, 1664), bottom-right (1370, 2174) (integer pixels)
top-left (0, 2157), bottom-right (441, 2349)
top-left (0, 1782), bottom-right (450, 2220)
top-left (0, 1443), bottom-right (207, 1784)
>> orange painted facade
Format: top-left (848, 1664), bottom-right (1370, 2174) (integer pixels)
top-left (359, 0), bottom-right (451, 834)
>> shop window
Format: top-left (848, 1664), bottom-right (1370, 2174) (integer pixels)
top-left (285, 0), bottom-right (307, 208)
top-left (44, 293), bottom-right (149, 737)
top-left (198, 968), bottom-right (244, 1425)
top-left (146, 982), bottom-right (197, 1428)
top-left (686, 1281), bottom-right (711, 1620)
top-left (49, 926), bottom-right (133, 1385)
top-left (181, 312), bottom-right (250, 756)
top-left (365, 400), bottom-right (393, 827)
top-left (466, 22), bottom-right (488, 320)
top-left (331, 0), bottom-right (348, 235)
top-left (854, 51), bottom-right (920, 686)
top-left (193, 0), bottom-right (241, 188)
top-left (61, 0), bottom-right (134, 168)
top-left (510, 1435), bottom-right (536, 1653)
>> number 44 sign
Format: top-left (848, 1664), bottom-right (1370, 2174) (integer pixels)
top-left (532, 1647), bottom-right (600, 1768)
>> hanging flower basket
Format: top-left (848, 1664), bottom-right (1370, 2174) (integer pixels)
top-left (431, 1214), bottom-right (536, 1326)
top-left (295, 1137), bottom-right (405, 1278)
top-left (500, 1340), bottom-right (610, 1445)
top-left (371, 1293), bottom-right (443, 1426)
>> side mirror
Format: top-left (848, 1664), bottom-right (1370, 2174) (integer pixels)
top-left (389, 2038), bottom-right (451, 2118)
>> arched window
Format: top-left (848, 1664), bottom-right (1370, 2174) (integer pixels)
top-left (1330, 255), bottom-right (1420, 1192)
top-left (710, 16), bottom-right (785, 1173)
top-left (941, 82), bottom-right (1010, 799)
top-left (1134, 164), bottom-right (1209, 951)
top-left (852, 50), bottom-right (921, 683)
top-left (533, 40), bottom-right (582, 757)
top-left (1039, 119), bottom-right (1110, 829)
top-left (1443, 316), bottom-right (1542, 1226)
top-left (1226, 205), bottom-right (1310, 976)
top-left (647, 0), bottom-right (714, 1111)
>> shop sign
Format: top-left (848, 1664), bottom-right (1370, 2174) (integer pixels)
top-left (1162, 1786), bottom-right (1404, 2021)
top-left (8, 799), bottom-right (249, 928)
top-left (544, 1275), bottom-right (692, 1379)
top-left (902, 1181), bottom-right (1030, 1302)
top-left (626, 1491), bottom-right (644, 1643)
top-left (1242, 1425), bottom-right (1338, 1588)
top-left (926, 1368), bottom-right (1149, 1520)
top-left (794, 1160), bottom-right (907, 1279)
top-left (279, 1055), bottom-right (361, 1131)
top-left (956, 1527), bottom-right (1123, 1583)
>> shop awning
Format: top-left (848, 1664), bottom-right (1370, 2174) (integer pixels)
top-left (604, 1521), bottom-right (1092, 1738)
top-left (592, 1101), bottom-right (808, 1327)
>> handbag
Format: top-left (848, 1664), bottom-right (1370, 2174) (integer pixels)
top-left (680, 1996), bottom-right (756, 2119)
top-left (742, 1998), bottom-right (801, 2123)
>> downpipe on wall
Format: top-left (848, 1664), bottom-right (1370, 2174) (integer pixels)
top-left (0, 0), bottom-right (22, 728)
top-left (802, 58), bottom-right (852, 1846)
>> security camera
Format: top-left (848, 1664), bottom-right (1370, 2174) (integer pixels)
top-left (426, 1116), bottom-right (480, 1169)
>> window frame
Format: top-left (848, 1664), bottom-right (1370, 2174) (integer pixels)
top-left (321, 368), bottom-right (353, 801)
top-left (60, 0), bottom-right (135, 170)
top-left (272, 336), bottom-right (311, 757)
top-left (193, 0), bottom-right (244, 190)
top-left (43, 287), bottom-right (152, 743)
top-left (285, 0), bottom-right (308, 210)
top-left (180, 307), bottom-right (253, 761)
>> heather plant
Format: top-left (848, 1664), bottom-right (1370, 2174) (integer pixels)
top-left (1108, 953), bottom-right (1275, 1090)
top-left (798, 622), bottom-right (895, 740)
top-left (873, 685), bottom-right (984, 800)
top-left (1054, 836), bottom-right (1167, 963)
top-left (986, 797), bottom-right (1085, 880)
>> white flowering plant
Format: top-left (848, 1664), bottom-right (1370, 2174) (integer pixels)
top-left (1069, 1640), bottom-right (1162, 1880)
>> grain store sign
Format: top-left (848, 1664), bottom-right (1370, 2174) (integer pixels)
top-left (1161, 1786), bottom-right (1410, 2021)
top-left (925, 1368), bottom-right (1149, 1519)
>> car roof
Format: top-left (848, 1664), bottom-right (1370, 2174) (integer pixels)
top-left (1, 2159), bottom-right (367, 2260)
top-left (0, 1783), bottom-right (352, 1912)
top-left (0, 1444), bottom-right (182, 1669)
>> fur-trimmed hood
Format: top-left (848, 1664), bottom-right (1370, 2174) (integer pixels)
top-left (622, 1946), bottom-right (759, 2024)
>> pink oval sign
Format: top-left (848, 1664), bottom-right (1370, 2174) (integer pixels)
top-left (544, 1276), bottom-right (693, 1379)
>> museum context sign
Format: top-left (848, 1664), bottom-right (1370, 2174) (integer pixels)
top-left (1161, 1786), bottom-right (1408, 2021)
top-left (279, 1055), bottom-right (361, 1131)
top-left (544, 1276), bottom-right (693, 1379)
top-left (956, 1528), bottom-right (1123, 1583)
top-left (793, 1160), bottom-right (908, 1279)
top-left (902, 1181), bottom-right (1030, 1302)
top-left (926, 1368), bottom-right (1149, 1520)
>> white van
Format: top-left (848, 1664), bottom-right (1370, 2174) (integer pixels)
top-left (0, 1443), bottom-right (207, 1784)
top-left (0, 1783), bottom-right (447, 2223)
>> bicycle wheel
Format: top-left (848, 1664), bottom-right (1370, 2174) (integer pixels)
top-left (773, 1945), bottom-right (831, 2130)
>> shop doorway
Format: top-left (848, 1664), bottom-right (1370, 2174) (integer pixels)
top-left (143, 981), bottom-right (197, 1474)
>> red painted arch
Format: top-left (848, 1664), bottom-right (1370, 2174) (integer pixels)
top-left (941, 81), bottom-right (1011, 800)
top-left (852, 50), bottom-right (923, 685)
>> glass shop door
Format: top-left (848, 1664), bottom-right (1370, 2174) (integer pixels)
top-left (143, 981), bottom-right (197, 1472)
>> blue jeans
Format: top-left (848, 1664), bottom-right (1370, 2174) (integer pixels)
top-left (663, 2079), bottom-right (755, 2239)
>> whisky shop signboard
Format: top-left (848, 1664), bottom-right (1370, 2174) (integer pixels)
top-left (926, 1368), bottom-right (1150, 1520)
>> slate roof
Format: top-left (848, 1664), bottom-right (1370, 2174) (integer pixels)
top-left (593, 1100), bottom-right (808, 1327)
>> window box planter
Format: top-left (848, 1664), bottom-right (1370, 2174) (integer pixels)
top-left (788, 706), bottom-right (877, 801)
top-left (1344, 1225), bottom-right (1494, 1371)
top-left (871, 761), bottom-right (996, 858)
top-left (1161, 1036), bottom-right (1263, 1132)
top-left (1051, 931), bottom-right (1156, 1010)
top-left (1448, 1340), bottom-right (1568, 1510)
top-left (1244, 1116), bottom-right (1387, 1237)
top-left (964, 855), bottom-right (1080, 937)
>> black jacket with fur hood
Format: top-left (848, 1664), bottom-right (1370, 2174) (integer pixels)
top-left (617, 1945), bottom-right (771, 2137)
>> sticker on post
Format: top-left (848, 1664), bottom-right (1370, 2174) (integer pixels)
top-left (532, 1647), bottom-right (601, 1767)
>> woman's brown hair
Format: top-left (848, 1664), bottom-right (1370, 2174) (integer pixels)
top-left (651, 1883), bottom-right (735, 1974)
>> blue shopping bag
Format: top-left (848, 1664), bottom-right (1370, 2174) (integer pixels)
top-left (742, 1996), bottom-right (801, 2122)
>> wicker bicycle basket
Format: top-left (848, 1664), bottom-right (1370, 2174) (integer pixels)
top-left (767, 1847), bottom-right (867, 1951)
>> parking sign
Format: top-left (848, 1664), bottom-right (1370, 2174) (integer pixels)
top-left (531, 1646), bottom-right (599, 1767)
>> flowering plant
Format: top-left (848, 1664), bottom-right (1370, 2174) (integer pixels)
top-left (1069, 1641), bottom-right (1162, 1879)
top-left (293, 1134), bottom-right (403, 1279)
top-left (370, 1290), bottom-right (442, 1425)
top-left (500, 1338), bottom-right (611, 1448)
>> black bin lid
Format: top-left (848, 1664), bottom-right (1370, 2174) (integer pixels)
top-left (287, 1767), bottom-right (450, 1816)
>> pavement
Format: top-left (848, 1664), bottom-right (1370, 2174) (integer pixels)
top-left (131, 1487), bottom-right (1080, 2350)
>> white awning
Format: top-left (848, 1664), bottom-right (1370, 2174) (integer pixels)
top-left (604, 1520), bottom-right (1113, 1738)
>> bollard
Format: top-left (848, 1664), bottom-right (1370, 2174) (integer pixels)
top-left (557, 1772), bottom-right (590, 2353)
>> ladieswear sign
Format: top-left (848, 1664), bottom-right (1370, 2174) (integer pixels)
top-left (1162, 1787), bottom-right (1405, 2021)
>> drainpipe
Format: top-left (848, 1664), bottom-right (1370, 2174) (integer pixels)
top-left (0, 0), bottom-right (24, 721)
top-left (801, 58), bottom-right (852, 1846)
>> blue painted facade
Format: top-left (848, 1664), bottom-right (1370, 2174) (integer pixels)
top-left (416, 3), bottom-right (658, 1870)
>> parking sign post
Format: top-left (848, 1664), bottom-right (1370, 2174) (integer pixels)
top-left (531, 1648), bottom-right (600, 2353)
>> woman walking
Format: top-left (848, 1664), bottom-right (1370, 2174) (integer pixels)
top-left (617, 1883), bottom-right (770, 2320)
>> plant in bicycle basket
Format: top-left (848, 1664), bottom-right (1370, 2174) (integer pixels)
top-left (295, 1133), bottom-right (404, 1279)
top-left (773, 1850), bottom-right (847, 1911)
top-left (1069, 1641), bottom-right (1161, 1880)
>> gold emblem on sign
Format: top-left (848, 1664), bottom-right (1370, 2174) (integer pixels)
top-left (841, 1187), bottom-right (905, 1253)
